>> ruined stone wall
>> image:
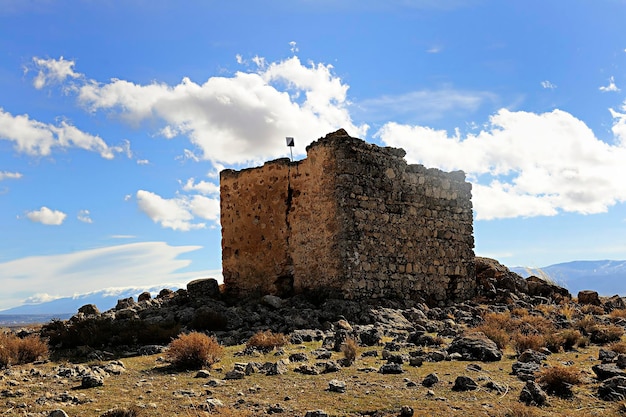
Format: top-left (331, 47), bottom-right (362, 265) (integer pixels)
top-left (221, 130), bottom-right (476, 304)
top-left (328, 134), bottom-right (475, 304)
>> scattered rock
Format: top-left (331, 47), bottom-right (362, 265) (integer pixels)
top-left (328, 379), bottom-right (347, 393)
top-left (304, 411), bottom-right (329, 417)
top-left (399, 405), bottom-right (414, 417)
top-left (518, 349), bottom-right (547, 364)
top-left (599, 375), bottom-right (626, 401)
top-left (194, 370), bottom-right (211, 378)
top-left (289, 353), bottom-right (309, 362)
top-left (379, 363), bottom-right (404, 374)
top-left (452, 376), bottom-right (478, 391)
top-left (592, 363), bottom-right (626, 381)
top-left (81, 374), bottom-right (104, 389)
top-left (48, 410), bottom-right (69, 417)
top-left (78, 304), bottom-right (100, 316)
top-left (519, 381), bottom-right (548, 406)
top-left (484, 381), bottom-right (508, 394)
top-left (511, 361), bottom-right (540, 381)
top-left (262, 295), bottom-right (284, 309)
top-left (422, 373), bottom-right (439, 387)
top-left (447, 333), bottom-right (502, 362)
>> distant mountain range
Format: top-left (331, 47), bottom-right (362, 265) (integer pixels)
top-left (1, 260), bottom-right (624, 324)
top-left (0, 284), bottom-right (181, 326)
top-left (511, 260), bottom-right (626, 296)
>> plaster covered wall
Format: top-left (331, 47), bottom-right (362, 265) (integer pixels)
top-left (220, 129), bottom-right (476, 304)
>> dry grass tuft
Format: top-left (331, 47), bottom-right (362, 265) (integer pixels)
top-left (513, 333), bottom-right (545, 354)
top-left (246, 330), bottom-right (288, 351)
top-left (341, 338), bottom-right (358, 364)
top-left (166, 332), bottom-right (223, 370)
top-left (537, 365), bottom-right (581, 398)
top-left (610, 309), bottom-right (626, 320)
top-left (0, 332), bottom-right (48, 367)
top-left (558, 303), bottom-right (579, 320)
top-left (590, 325), bottom-right (624, 345)
top-left (610, 341), bottom-right (626, 354)
top-left (581, 304), bottom-right (605, 315)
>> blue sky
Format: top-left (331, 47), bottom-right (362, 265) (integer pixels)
top-left (1, 0), bottom-right (626, 310)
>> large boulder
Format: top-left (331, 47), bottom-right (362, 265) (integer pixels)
top-left (475, 257), bottom-right (528, 298)
top-left (447, 333), bottom-right (502, 362)
top-left (578, 290), bottom-right (601, 306)
top-left (187, 278), bottom-right (220, 300)
top-left (525, 276), bottom-right (571, 302)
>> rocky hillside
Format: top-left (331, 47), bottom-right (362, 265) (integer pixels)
top-left (5, 258), bottom-right (626, 416)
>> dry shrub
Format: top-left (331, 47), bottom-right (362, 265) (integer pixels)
top-left (581, 304), bottom-right (605, 315)
top-left (535, 304), bottom-right (557, 316)
top-left (513, 333), bottom-right (545, 354)
top-left (511, 308), bottom-right (529, 317)
top-left (166, 332), bottom-right (223, 370)
top-left (518, 314), bottom-right (554, 335)
top-left (246, 330), bottom-right (288, 351)
top-left (544, 332), bottom-right (564, 353)
top-left (500, 403), bottom-right (538, 417)
top-left (341, 338), bottom-right (358, 364)
top-left (610, 309), bottom-right (626, 320)
top-left (560, 329), bottom-right (583, 350)
top-left (558, 303), bottom-right (579, 320)
top-left (575, 315), bottom-right (598, 335)
top-left (537, 365), bottom-right (581, 398)
top-left (0, 333), bottom-right (48, 367)
top-left (577, 336), bottom-right (589, 348)
top-left (474, 312), bottom-right (516, 349)
top-left (591, 325), bottom-right (624, 345)
top-left (610, 341), bottom-right (626, 354)
top-left (100, 407), bottom-right (141, 417)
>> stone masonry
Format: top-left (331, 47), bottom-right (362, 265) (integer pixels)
top-left (220, 129), bottom-right (476, 305)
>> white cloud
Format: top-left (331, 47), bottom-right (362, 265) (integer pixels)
top-left (0, 171), bottom-right (22, 180)
top-left (26, 206), bottom-right (67, 225)
top-left (34, 55), bottom-right (367, 165)
top-left (181, 177), bottom-right (219, 195)
top-left (599, 76), bottom-right (620, 92)
top-left (31, 56), bottom-right (80, 90)
top-left (541, 80), bottom-right (557, 89)
top-left (427, 46), bottom-right (442, 53)
top-left (0, 242), bottom-right (218, 310)
top-left (77, 209), bottom-right (93, 223)
top-left (0, 108), bottom-right (119, 159)
top-left (289, 41), bottom-right (299, 54)
top-left (357, 88), bottom-right (496, 122)
top-left (137, 159), bottom-right (149, 165)
top-left (376, 108), bottom-right (626, 220)
top-left (136, 189), bottom-right (220, 231)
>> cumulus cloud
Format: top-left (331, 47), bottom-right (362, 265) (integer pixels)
top-left (376, 108), bottom-right (626, 220)
top-left (136, 190), bottom-right (219, 231)
top-left (181, 177), bottom-right (219, 195)
top-left (32, 55), bottom-right (367, 165)
top-left (599, 76), bottom-right (620, 92)
top-left (26, 206), bottom-right (67, 225)
top-left (31, 56), bottom-right (81, 89)
top-left (0, 242), bottom-right (219, 310)
top-left (77, 209), bottom-right (93, 223)
top-left (0, 108), bottom-right (120, 158)
top-left (0, 171), bottom-right (22, 180)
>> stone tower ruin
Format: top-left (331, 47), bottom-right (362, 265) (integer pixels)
top-left (220, 129), bottom-right (476, 305)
